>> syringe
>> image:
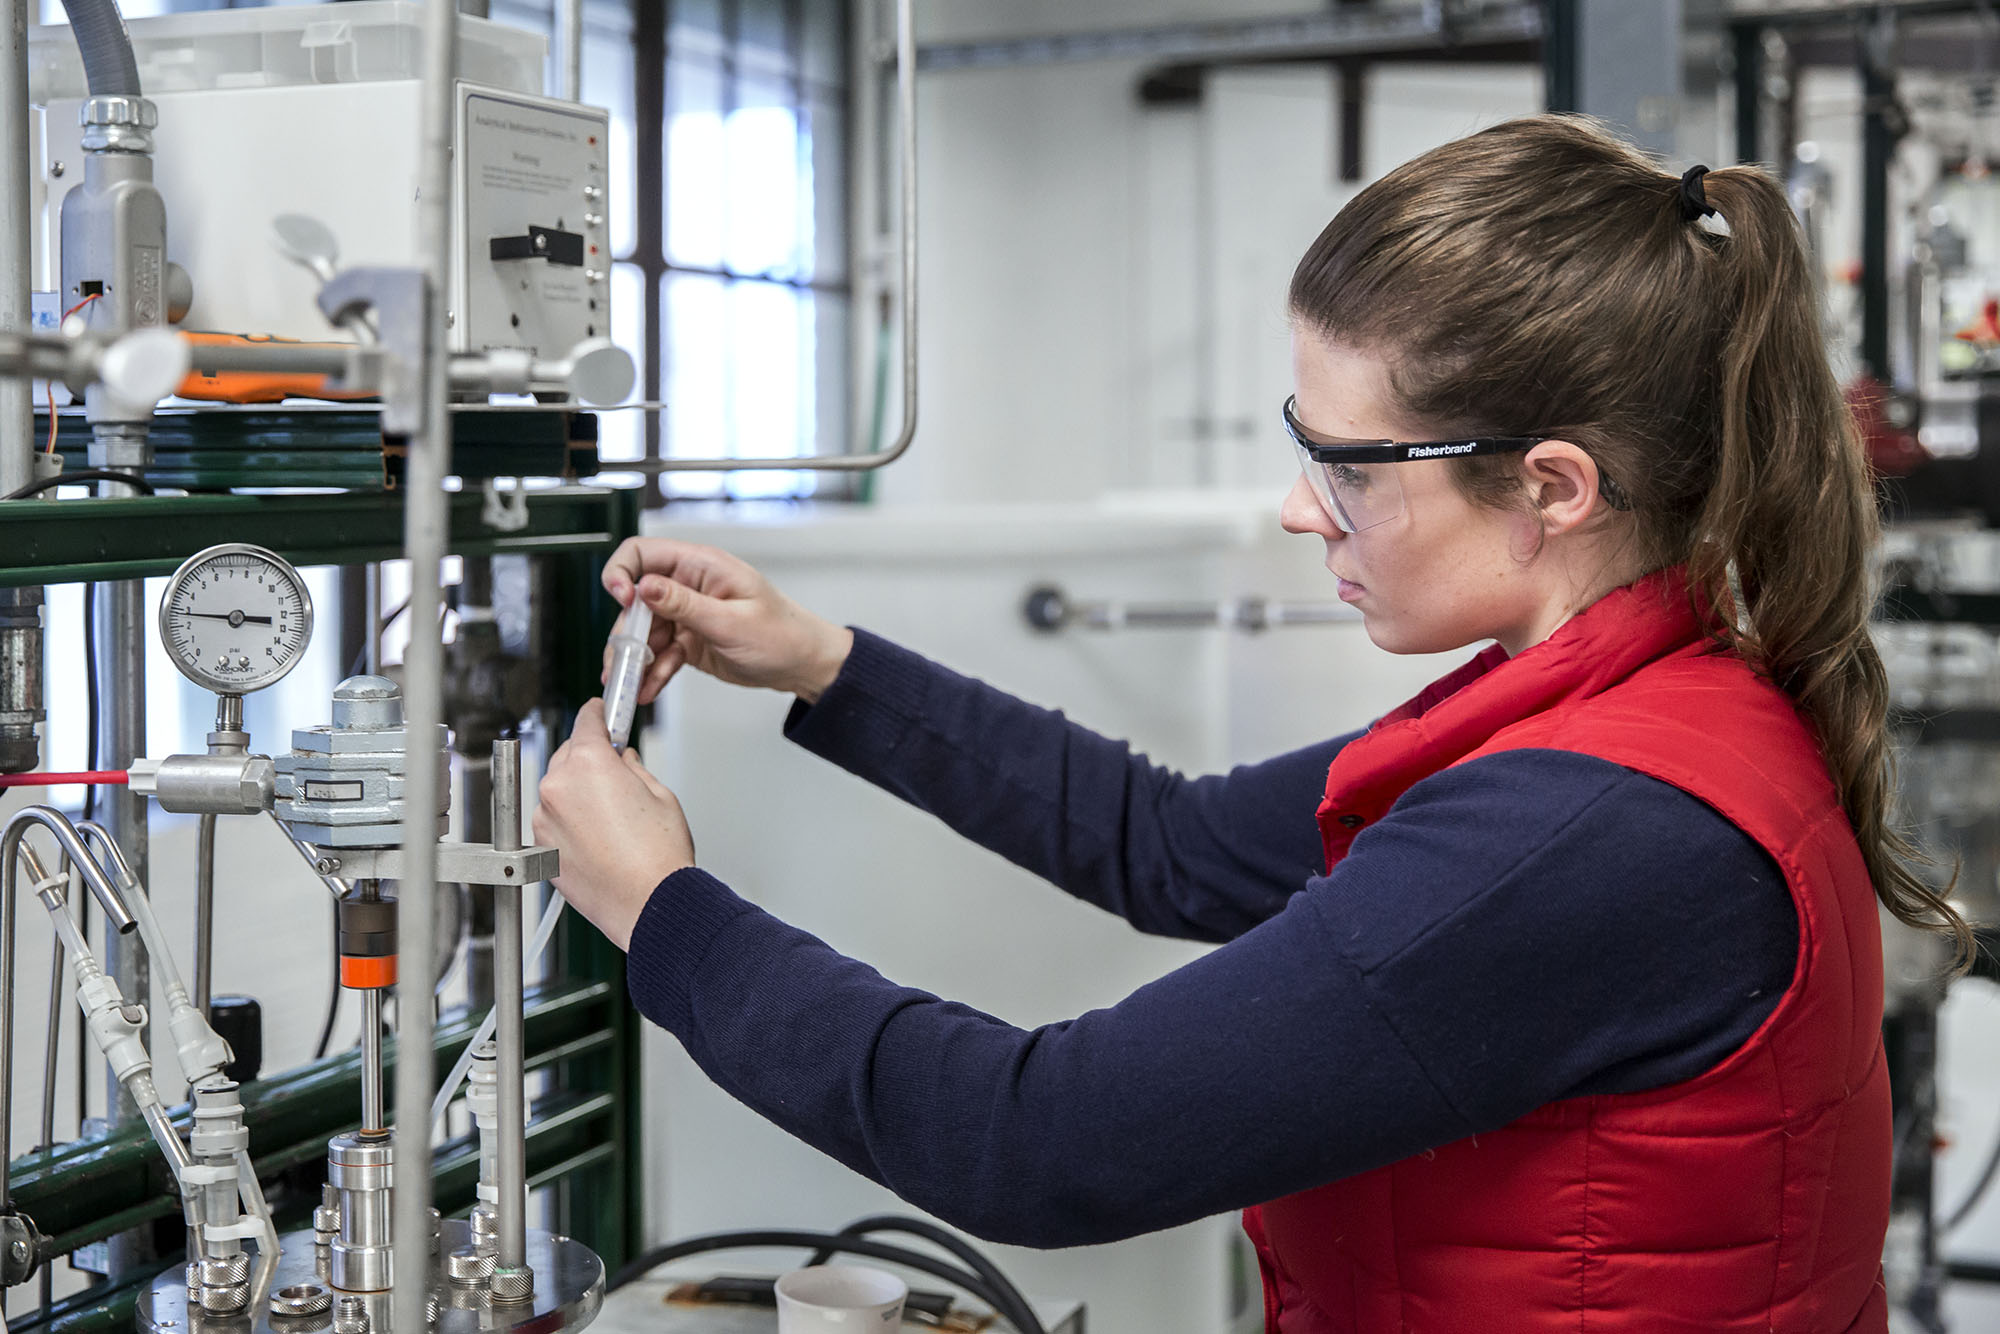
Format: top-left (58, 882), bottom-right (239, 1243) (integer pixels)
top-left (604, 601), bottom-right (654, 752)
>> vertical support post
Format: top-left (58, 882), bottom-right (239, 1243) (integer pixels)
top-left (491, 738), bottom-right (530, 1288)
top-left (1731, 22), bottom-right (1764, 165)
top-left (391, 0), bottom-right (457, 1327)
top-left (560, 0), bottom-right (583, 102)
top-left (0, 0), bottom-right (32, 500)
top-left (94, 538), bottom-right (151, 1276)
top-left (1860, 14), bottom-right (1899, 386)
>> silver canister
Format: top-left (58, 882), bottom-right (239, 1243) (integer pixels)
top-left (326, 1133), bottom-right (394, 1292)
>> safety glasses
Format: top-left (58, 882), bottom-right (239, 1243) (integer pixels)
top-left (1282, 395), bottom-right (1551, 534)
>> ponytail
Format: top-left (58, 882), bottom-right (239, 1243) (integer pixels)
top-left (1289, 115), bottom-right (1974, 968)
top-left (1693, 168), bottom-right (1972, 968)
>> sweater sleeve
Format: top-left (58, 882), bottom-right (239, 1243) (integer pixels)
top-left (625, 748), bottom-right (1798, 1248)
top-left (782, 629), bottom-right (1348, 942)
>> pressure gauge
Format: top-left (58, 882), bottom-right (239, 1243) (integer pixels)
top-left (159, 544), bottom-right (314, 694)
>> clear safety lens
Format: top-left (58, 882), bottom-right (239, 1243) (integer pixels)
top-left (1292, 438), bottom-right (1405, 534)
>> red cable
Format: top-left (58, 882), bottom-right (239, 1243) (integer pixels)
top-left (0, 770), bottom-right (129, 788)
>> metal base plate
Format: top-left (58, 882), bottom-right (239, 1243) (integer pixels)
top-left (136, 1223), bottom-right (603, 1334)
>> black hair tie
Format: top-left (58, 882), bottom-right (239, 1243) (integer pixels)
top-left (1679, 164), bottom-right (1718, 222)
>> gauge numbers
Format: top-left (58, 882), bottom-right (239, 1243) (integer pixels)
top-left (160, 544), bottom-right (314, 694)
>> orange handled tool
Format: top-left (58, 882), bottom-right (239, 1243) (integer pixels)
top-left (177, 331), bottom-right (378, 404)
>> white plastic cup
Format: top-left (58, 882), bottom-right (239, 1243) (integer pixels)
top-left (774, 1265), bottom-right (908, 1332)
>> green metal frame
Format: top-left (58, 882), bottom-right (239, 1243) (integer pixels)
top-left (0, 486), bottom-right (645, 1334)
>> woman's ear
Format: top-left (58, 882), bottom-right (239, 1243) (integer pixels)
top-left (1522, 440), bottom-right (1607, 535)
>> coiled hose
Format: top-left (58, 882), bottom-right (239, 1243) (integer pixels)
top-left (60, 0), bottom-right (141, 98)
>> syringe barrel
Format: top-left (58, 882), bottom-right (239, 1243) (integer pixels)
top-left (604, 603), bottom-right (653, 752)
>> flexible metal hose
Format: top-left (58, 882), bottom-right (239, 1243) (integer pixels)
top-left (58, 0), bottom-right (139, 97)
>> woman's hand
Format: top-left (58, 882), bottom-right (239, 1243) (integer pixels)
top-left (601, 538), bottom-right (854, 705)
top-left (535, 699), bottom-right (694, 951)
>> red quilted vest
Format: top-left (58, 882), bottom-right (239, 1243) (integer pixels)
top-left (1242, 573), bottom-right (1890, 1333)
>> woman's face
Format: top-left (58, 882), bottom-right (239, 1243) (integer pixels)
top-left (1279, 330), bottom-right (1564, 657)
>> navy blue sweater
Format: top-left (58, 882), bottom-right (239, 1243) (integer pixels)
top-left (625, 630), bottom-right (1798, 1248)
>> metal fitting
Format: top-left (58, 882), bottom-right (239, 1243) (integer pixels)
top-left (425, 1294), bottom-right (442, 1326)
top-left (489, 1264), bottom-right (535, 1303)
top-left (128, 754), bottom-right (277, 815)
top-left (200, 1253), bottom-right (249, 1286)
top-left (327, 1133), bottom-right (394, 1292)
top-left (331, 1295), bottom-right (369, 1334)
top-left (184, 1262), bottom-right (200, 1300)
top-left (469, 1202), bottom-right (498, 1255)
top-left (78, 95), bottom-right (157, 153)
top-left (199, 1251), bottom-right (251, 1315)
top-left (314, 1181), bottom-right (341, 1247)
top-left (0, 588), bottom-right (46, 775)
top-left (276, 677), bottom-right (449, 848)
top-left (270, 1284), bottom-right (334, 1319)
top-left (445, 1247), bottom-right (494, 1288)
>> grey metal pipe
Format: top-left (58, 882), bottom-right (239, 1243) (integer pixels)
top-left (193, 814), bottom-right (214, 1016)
top-left (391, 0), bottom-right (457, 1324)
top-left (559, 0), bottom-right (582, 101)
top-left (2, 0), bottom-right (34, 500)
top-left (490, 740), bottom-right (526, 1271)
top-left (646, 0), bottom-right (916, 473)
top-left (1, 806), bottom-right (138, 1198)
top-left (57, 0), bottom-right (140, 98)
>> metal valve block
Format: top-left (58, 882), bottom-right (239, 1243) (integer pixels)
top-left (275, 676), bottom-right (448, 848)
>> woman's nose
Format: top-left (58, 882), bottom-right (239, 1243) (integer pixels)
top-left (1281, 472), bottom-right (1340, 537)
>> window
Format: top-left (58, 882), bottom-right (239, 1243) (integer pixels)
top-left (647, 0), bottom-right (851, 501)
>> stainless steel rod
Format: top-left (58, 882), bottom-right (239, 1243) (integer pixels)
top-left (0, 0), bottom-right (33, 498)
top-left (92, 563), bottom-right (148, 1133)
top-left (359, 987), bottom-right (384, 1134)
top-left (391, 0), bottom-right (456, 1323)
top-left (645, 0), bottom-right (916, 472)
top-left (364, 564), bottom-right (383, 677)
top-left (559, 0), bottom-right (582, 101)
top-left (490, 740), bottom-right (526, 1270)
top-left (193, 813), bottom-right (215, 1017)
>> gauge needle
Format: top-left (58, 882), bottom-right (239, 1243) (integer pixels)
top-left (187, 611), bottom-right (275, 626)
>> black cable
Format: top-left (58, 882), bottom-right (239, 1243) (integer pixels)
top-left (3, 469), bottom-right (156, 501)
top-left (311, 895), bottom-right (342, 1061)
top-left (807, 1215), bottom-right (1038, 1332)
top-left (605, 1229), bottom-right (1048, 1334)
top-left (345, 597), bottom-right (412, 678)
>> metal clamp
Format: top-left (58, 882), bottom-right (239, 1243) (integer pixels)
top-left (309, 843), bottom-right (557, 887)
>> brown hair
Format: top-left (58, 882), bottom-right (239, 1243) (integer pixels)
top-left (1290, 113), bottom-right (1971, 966)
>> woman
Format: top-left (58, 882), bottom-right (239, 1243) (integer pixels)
top-left (533, 116), bottom-right (1967, 1332)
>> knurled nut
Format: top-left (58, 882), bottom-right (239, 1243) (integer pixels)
top-left (200, 1282), bottom-right (250, 1315)
top-left (446, 1247), bottom-right (495, 1287)
top-left (201, 1252), bottom-right (251, 1286)
top-left (488, 1266), bottom-right (534, 1303)
top-left (270, 1284), bottom-right (335, 1318)
top-left (184, 1262), bottom-right (201, 1297)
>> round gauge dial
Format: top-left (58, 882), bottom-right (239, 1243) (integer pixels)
top-left (159, 544), bottom-right (314, 694)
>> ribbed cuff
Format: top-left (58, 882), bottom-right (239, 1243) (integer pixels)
top-left (624, 867), bottom-right (755, 1037)
top-left (784, 627), bottom-right (929, 759)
